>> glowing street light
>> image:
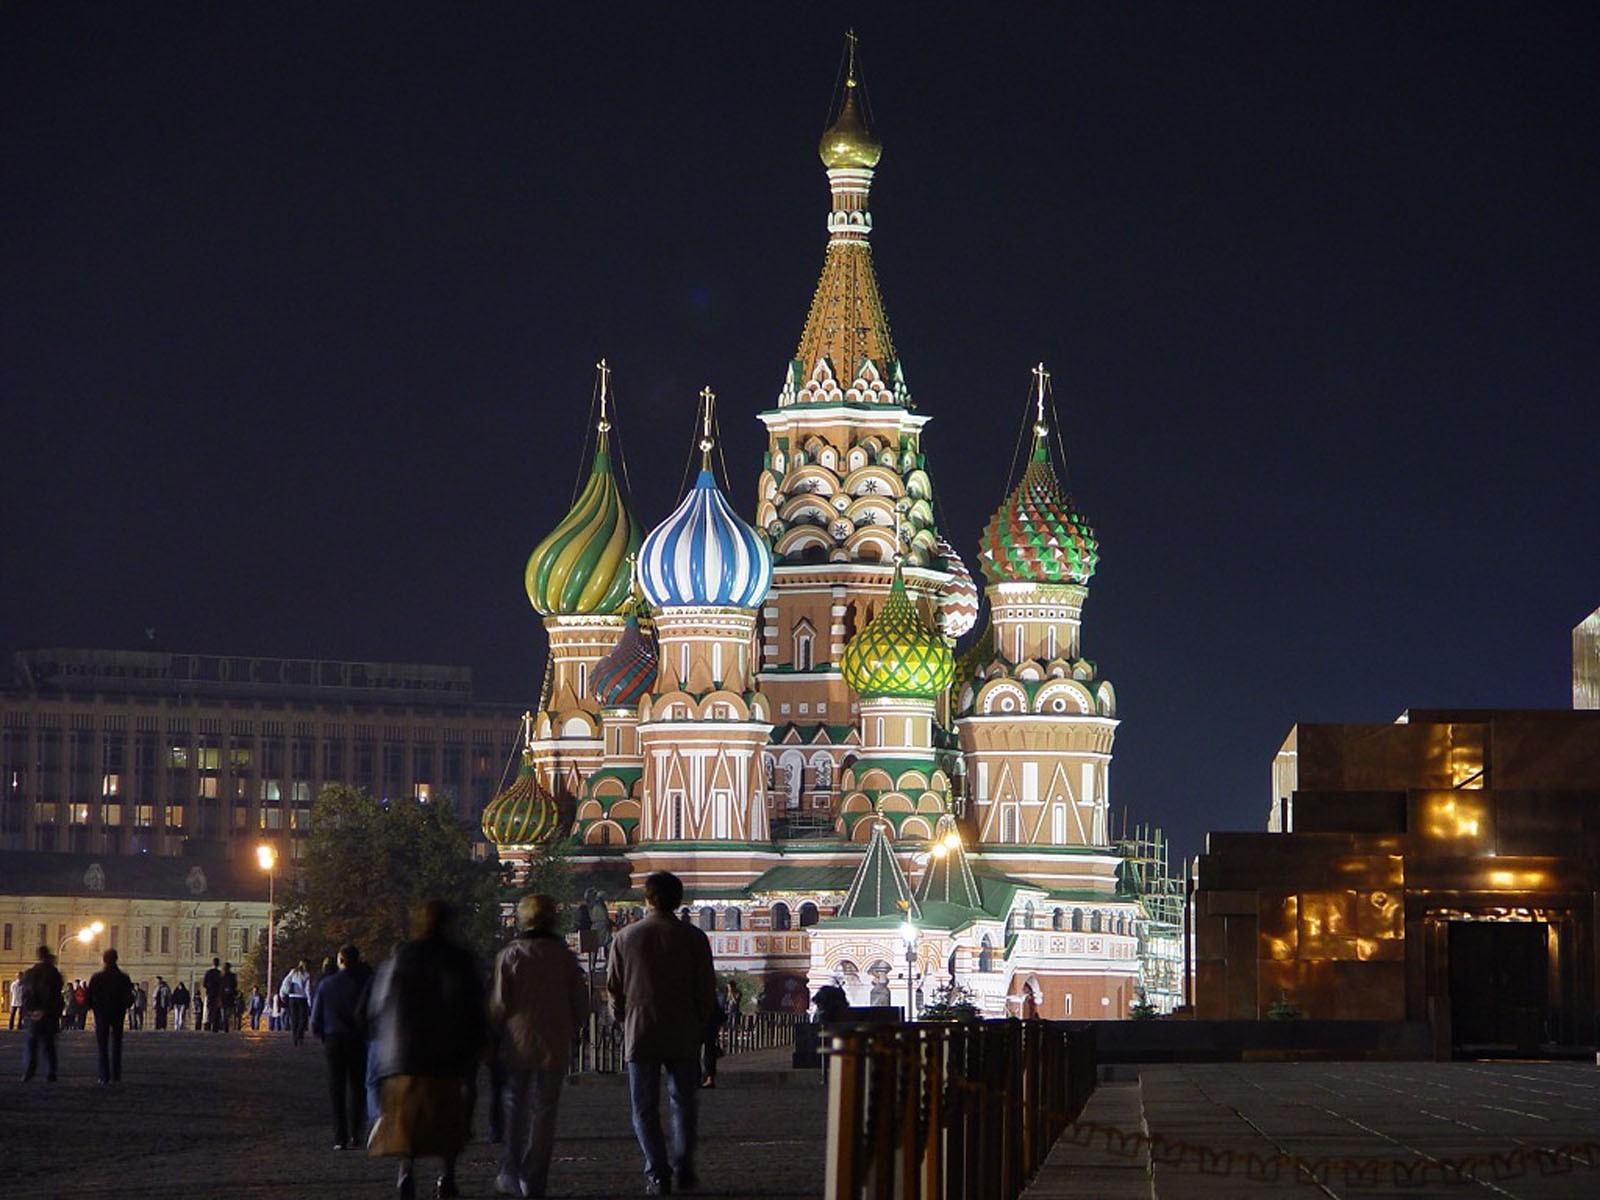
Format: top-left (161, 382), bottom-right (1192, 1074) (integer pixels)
top-left (900, 920), bottom-right (918, 1021)
top-left (257, 843), bottom-right (278, 1016)
top-left (58, 920), bottom-right (105, 958)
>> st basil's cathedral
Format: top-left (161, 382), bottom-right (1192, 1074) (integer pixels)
top-left (481, 46), bottom-right (1172, 1020)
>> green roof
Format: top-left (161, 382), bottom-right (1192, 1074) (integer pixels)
top-left (914, 827), bottom-right (982, 911)
top-left (747, 864), bottom-right (860, 895)
top-left (836, 824), bottom-right (918, 922)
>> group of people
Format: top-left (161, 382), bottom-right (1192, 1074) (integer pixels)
top-left (16, 944), bottom-right (138, 1085)
top-left (297, 870), bottom-right (716, 1199)
top-left (12, 869), bottom-right (720, 1198)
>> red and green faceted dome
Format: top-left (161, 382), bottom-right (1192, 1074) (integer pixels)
top-left (481, 754), bottom-right (563, 848)
top-left (979, 443), bottom-right (1097, 586)
top-left (842, 569), bottom-right (955, 699)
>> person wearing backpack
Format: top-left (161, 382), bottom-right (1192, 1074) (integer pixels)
top-left (87, 948), bottom-right (136, 1083)
top-left (20, 946), bottom-right (65, 1082)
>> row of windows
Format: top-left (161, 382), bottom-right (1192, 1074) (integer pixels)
top-left (3, 921), bottom-right (258, 959)
top-left (687, 901), bottom-right (822, 932)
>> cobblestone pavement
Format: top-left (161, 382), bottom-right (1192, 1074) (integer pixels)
top-left (0, 1029), bottom-right (823, 1200)
top-left (1030, 1061), bottom-right (1600, 1200)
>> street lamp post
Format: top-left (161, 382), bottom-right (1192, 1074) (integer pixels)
top-left (257, 844), bottom-right (277, 1011)
top-left (57, 920), bottom-right (105, 960)
top-left (900, 920), bottom-right (918, 1021)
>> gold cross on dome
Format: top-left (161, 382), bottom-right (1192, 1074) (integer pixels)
top-left (698, 386), bottom-right (717, 464)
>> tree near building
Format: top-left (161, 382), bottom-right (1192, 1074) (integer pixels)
top-left (274, 784), bottom-right (505, 974)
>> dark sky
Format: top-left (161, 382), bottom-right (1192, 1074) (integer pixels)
top-left (4, 4), bottom-right (1597, 861)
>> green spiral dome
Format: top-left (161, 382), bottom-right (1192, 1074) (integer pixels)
top-left (978, 442), bottom-right (1098, 586)
top-left (481, 754), bottom-right (563, 848)
top-left (842, 568), bottom-right (955, 699)
top-left (525, 439), bottom-right (641, 616)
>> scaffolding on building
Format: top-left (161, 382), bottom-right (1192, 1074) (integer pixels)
top-left (1117, 824), bottom-right (1185, 1014)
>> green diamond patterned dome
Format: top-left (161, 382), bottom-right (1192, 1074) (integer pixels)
top-left (481, 753), bottom-right (563, 848)
top-left (979, 442), bottom-right (1097, 586)
top-left (842, 567), bottom-right (955, 699)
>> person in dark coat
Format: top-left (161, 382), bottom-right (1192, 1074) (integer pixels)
top-left (367, 900), bottom-right (487, 1200)
top-left (311, 944), bottom-right (373, 1150)
top-left (19, 946), bottom-right (65, 1082)
top-left (606, 871), bottom-right (718, 1196)
top-left (87, 948), bottom-right (136, 1083)
top-left (202, 957), bottom-right (223, 1031)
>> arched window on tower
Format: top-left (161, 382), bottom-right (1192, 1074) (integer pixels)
top-left (978, 935), bottom-right (994, 973)
top-left (1071, 908), bottom-right (1085, 932)
top-left (724, 907), bottom-right (742, 931)
top-left (793, 622), bottom-right (815, 672)
top-left (1052, 908), bottom-right (1064, 931)
top-left (1090, 911), bottom-right (1103, 933)
top-left (1024, 901), bottom-right (1035, 930)
top-left (771, 902), bottom-right (792, 932)
top-left (698, 906), bottom-right (716, 932)
top-left (798, 901), bottom-right (819, 928)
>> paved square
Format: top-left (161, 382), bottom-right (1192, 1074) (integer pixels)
top-left (1, 1029), bottom-right (823, 1198)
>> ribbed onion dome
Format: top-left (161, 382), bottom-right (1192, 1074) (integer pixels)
top-left (481, 754), bottom-right (563, 848)
top-left (842, 567), bottom-right (955, 699)
top-left (819, 84), bottom-right (882, 169)
top-left (591, 613), bottom-right (658, 708)
top-left (978, 442), bottom-right (1098, 586)
top-left (638, 469), bottom-right (773, 609)
top-left (934, 536), bottom-right (979, 639)
top-left (525, 437), bottom-right (641, 616)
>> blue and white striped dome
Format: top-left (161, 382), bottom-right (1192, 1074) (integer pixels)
top-left (639, 469), bottom-right (773, 609)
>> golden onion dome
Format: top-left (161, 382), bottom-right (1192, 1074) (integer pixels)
top-left (819, 84), bottom-right (882, 170)
top-left (842, 566), bottom-right (955, 700)
top-left (481, 752), bottom-right (563, 848)
top-left (525, 434), bottom-right (641, 617)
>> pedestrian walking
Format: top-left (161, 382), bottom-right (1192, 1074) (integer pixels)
top-left (606, 871), bottom-right (718, 1196)
top-left (280, 959), bottom-right (313, 1044)
top-left (8, 971), bottom-right (25, 1031)
top-left (311, 944), bottom-right (373, 1150)
top-left (367, 900), bottom-right (488, 1200)
top-left (19, 946), bottom-right (65, 1082)
top-left (87, 948), bottom-right (135, 1083)
top-left (221, 961), bottom-right (239, 1031)
top-left (130, 983), bottom-right (147, 1030)
top-left (490, 894), bottom-right (587, 1199)
top-left (153, 977), bottom-right (170, 1030)
top-left (248, 986), bottom-right (265, 1030)
top-left (170, 981), bottom-right (189, 1030)
top-left (201, 957), bottom-right (223, 1031)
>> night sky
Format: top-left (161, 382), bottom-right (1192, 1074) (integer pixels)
top-left (4, 4), bottom-right (1596, 861)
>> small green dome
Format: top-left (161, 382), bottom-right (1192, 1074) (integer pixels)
top-left (481, 754), bottom-right (563, 848)
top-left (526, 437), bottom-right (641, 616)
top-left (842, 567), bottom-right (955, 699)
top-left (979, 442), bottom-right (1098, 586)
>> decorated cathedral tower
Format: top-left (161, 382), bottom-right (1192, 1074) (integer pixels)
top-left (955, 365), bottom-right (1119, 889)
top-left (523, 362), bottom-right (641, 810)
top-left (632, 390), bottom-right (776, 893)
top-left (753, 37), bottom-right (974, 830)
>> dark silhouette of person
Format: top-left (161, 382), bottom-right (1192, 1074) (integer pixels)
top-left (311, 944), bottom-right (374, 1150)
top-left (202, 957), bottom-right (223, 1032)
top-left (87, 948), bottom-right (135, 1083)
top-left (19, 946), bottom-right (65, 1082)
top-left (368, 901), bottom-right (487, 1200)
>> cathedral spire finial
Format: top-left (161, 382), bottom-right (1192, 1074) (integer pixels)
top-left (1032, 361), bottom-right (1050, 441)
top-left (596, 358), bottom-right (612, 435)
top-left (697, 386), bottom-right (716, 469)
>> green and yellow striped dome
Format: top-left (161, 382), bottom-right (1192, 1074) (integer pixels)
top-left (842, 567), bottom-right (955, 699)
top-left (526, 434), bottom-right (641, 616)
top-left (481, 753), bottom-right (563, 848)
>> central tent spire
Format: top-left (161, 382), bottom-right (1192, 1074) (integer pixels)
top-left (793, 32), bottom-right (898, 389)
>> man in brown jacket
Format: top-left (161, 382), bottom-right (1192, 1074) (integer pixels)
top-left (606, 871), bottom-right (717, 1195)
top-left (491, 894), bottom-right (588, 1199)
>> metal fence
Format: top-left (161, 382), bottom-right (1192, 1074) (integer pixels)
top-left (572, 1009), bottom-right (805, 1075)
top-left (823, 1019), bottom-right (1097, 1200)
